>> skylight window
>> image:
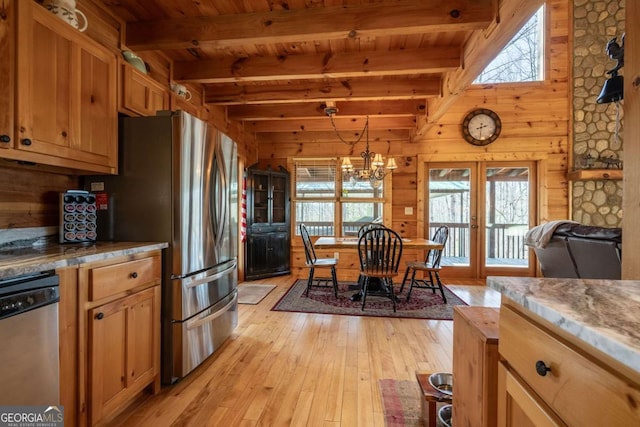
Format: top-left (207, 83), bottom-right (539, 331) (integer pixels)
top-left (474, 6), bottom-right (545, 84)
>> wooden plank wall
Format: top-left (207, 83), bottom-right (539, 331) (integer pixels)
top-left (257, 0), bottom-right (570, 281)
top-left (0, 163), bottom-right (79, 229)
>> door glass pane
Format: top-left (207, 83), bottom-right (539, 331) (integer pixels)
top-left (272, 175), bottom-right (286, 223)
top-left (429, 168), bottom-right (470, 266)
top-left (253, 174), bottom-right (269, 224)
top-left (342, 202), bottom-right (383, 236)
top-left (485, 167), bottom-right (529, 267)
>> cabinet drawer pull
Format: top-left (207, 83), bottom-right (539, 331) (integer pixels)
top-left (535, 360), bottom-right (551, 376)
top-left (95, 312), bottom-right (104, 320)
top-left (0, 135), bottom-right (10, 143)
top-left (130, 272), bottom-right (138, 279)
top-left (21, 138), bottom-right (32, 146)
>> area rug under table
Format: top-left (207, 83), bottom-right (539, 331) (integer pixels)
top-left (271, 279), bottom-right (466, 320)
top-left (379, 379), bottom-right (424, 427)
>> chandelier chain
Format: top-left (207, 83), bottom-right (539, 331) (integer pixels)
top-left (328, 115), bottom-right (368, 146)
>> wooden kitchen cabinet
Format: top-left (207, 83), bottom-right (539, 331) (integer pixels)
top-left (79, 250), bottom-right (161, 426)
top-left (0, 0), bottom-right (15, 148)
top-left (497, 301), bottom-right (640, 427)
top-left (1, 0), bottom-right (117, 174)
top-left (452, 306), bottom-right (499, 427)
top-left (120, 61), bottom-right (169, 117)
top-left (89, 286), bottom-right (159, 425)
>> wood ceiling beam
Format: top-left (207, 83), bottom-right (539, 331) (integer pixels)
top-left (416, 0), bottom-right (545, 136)
top-left (126, 0), bottom-right (495, 51)
top-left (227, 101), bottom-right (426, 120)
top-left (174, 48), bottom-right (460, 83)
top-left (246, 116), bottom-right (417, 133)
top-left (205, 78), bottom-right (441, 105)
top-left (256, 129), bottom-right (411, 144)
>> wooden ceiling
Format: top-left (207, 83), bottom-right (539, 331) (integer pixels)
top-left (96, 0), bottom-right (543, 144)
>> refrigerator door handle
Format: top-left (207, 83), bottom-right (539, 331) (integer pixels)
top-left (211, 145), bottom-right (228, 252)
top-left (183, 261), bottom-right (237, 289)
top-left (186, 292), bottom-right (237, 330)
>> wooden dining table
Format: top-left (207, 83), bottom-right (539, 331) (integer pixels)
top-left (314, 236), bottom-right (444, 301)
top-left (314, 236), bottom-right (443, 251)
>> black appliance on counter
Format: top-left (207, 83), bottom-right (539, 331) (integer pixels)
top-left (59, 190), bottom-right (97, 243)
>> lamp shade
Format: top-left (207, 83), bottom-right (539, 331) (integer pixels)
top-left (597, 75), bottom-right (624, 104)
top-left (341, 157), bottom-right (353, 170)
top-left (386, 157), bottom-right (398, 170)
top-left (372, 153), bottom-right (384, 167)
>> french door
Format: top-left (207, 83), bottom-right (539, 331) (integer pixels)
top-left (425, 161), bottom-right (536, 279)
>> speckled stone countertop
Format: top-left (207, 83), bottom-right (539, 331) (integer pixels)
top-left (0, 241), bottom-right (168, 279)
top-left (487, 276), bottom-right (640, 374)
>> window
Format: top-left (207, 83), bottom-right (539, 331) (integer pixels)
top-left (293, 158), bottom-right (387, 236)
top-left (474, 5), bottom-right (545, 84)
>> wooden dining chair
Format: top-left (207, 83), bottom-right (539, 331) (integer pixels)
top-left (400, 225), bottom-right (449, 302)
top-left (299, 224), bottom-right (339, 298)
top-left (357, 222), bottom-right (387, 237)
top-left (357, 227), bottom-right (403, 312)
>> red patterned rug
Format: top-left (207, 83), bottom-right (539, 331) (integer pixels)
top-left (379, 379), bottom-right (424, 426)
top-left (271, 279), bottom-right (467, 319)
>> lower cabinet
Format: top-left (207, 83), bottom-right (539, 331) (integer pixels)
top-left (245, 230), bottom-right (290, 280)
top-left (79, 250), bottom-right (162, 426)
top-left (452, 306), bottom-right (499, 427)
top-left (497, 301), bottom-right (640, 427)
top-left (89, 286), bottom-right (160, 425)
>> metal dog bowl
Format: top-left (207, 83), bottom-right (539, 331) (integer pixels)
top-left (428, 372), bottom-right (453, 396)
top-left (438, 404), bottom-right (452, 427)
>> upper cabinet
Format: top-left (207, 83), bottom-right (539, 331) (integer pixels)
top-left (0, 0), bottom-right (117, 174)
top-left (119, 60), bottom-right (169, 117)
top-left (248, 167), bottom-right (289, 227)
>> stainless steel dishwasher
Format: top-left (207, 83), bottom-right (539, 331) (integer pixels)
top-left (0, 270), bottom-right (60, 405)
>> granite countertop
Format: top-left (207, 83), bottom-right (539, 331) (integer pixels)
top-left (487, 276), bottom-right (640, 374)
top-left (0, 241), bottom-right (168, 279)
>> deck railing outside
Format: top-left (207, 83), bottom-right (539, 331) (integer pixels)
top-left (296, 221), bottom-right (529, 263)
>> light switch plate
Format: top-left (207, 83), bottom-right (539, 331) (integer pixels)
top-left (405, 207), bottom-right (414, 215)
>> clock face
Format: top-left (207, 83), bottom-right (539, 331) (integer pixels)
top-left (462, 109), bottom-right (502, 146)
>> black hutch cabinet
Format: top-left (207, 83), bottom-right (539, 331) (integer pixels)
top-left (245, 166), bottom-right (291, 280)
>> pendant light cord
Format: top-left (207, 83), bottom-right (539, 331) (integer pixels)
top-left (328, 115), bottom-right (368, 146)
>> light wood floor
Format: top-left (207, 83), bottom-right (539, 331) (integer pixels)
top-left (108, 275), bottom-right (500, 427)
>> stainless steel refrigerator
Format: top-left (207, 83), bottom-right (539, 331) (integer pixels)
top-left (84, 111), bottom-right (238, 384)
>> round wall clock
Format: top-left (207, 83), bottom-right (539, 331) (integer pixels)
top-left (461, 109), bottom-right (502, 146)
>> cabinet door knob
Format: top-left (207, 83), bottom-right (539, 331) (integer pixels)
top-left (130, 272), bottom-right (138, 279)
top-left (0, 135), bottom-right (10, 143)
top-left (535, 360), bottom-right (551, 376)
top-left (95, 312), bottom-right (104, 320)
top-left (21, 138), bottom-right (32, 146)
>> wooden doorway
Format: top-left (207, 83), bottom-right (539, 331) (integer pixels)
top-left (423, 161), bottom-right (537, 279)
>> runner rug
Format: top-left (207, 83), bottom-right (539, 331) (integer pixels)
top-left (238, 284), bottom-right (277, 304)
top-left (271, 279), bottom-right (466, 319)
top-left (379, 379), bottom-right (424, 427)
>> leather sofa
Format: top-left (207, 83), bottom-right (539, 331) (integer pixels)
top-left (528, 222), bottom-right (622, 279)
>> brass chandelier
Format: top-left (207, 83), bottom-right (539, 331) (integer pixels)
top-left (325, 107), bottom-right (397, 185)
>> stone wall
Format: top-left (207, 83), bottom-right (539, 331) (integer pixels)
top-left (572, 0), bottom-right (625, 226)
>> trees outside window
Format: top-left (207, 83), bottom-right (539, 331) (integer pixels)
top-left (474, 6), bottom-right (545, 84)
